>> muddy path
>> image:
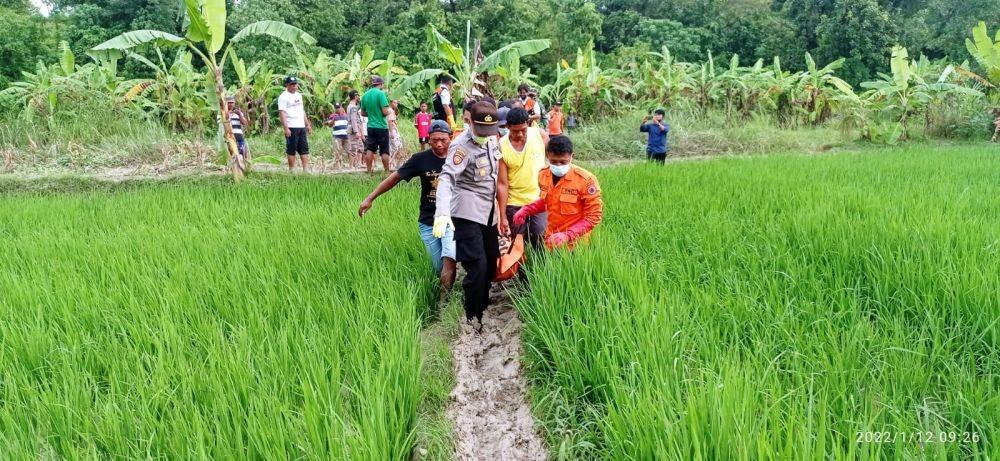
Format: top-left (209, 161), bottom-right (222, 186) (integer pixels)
top-left (446, 284), bottom-right (547, 461)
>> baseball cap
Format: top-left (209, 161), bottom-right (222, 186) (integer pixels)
top-left (429, 120), bottom-right (452, 135)
top-left (371, 75), bottom-right (384, 86)
top-left (469, 100), bottom-right (499, 136)
top-left (496, 107), bottom-right (510, 128)
top-left (284, 76), bottom-right (298, 85)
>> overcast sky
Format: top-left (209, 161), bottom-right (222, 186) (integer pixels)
top-left (31, 0), bottom-right (51, 16)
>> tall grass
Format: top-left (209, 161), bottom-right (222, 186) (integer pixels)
top-left (0, 102), bottom-right (207, 172)
top-left (519, 145), bottom-right (999, 459)
top-left (567, 109), bottom-right (851, 161)
top-left (0, 175), bottom-right (438, 459)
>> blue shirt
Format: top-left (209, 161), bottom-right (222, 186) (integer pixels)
top-left (640, 121), bottom-right (669, 154)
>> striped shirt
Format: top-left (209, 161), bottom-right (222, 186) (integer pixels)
top-left (218, 111), bottom-right (245, 139)
top-left (229, 112), bottom-right (244, 137)
top-left (329, 114), bottom-right (349, 138)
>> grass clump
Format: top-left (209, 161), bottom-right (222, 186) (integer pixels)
top-left (519, 145), bottom-right (999, 460)
top-left (0, 174), bottom-right (438, 459)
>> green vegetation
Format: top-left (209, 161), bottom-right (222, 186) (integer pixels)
top-left (519, 146), bottom-right (1000, 459)
top-left (1, 143), bottom-right (997, 459)
top-left (0, 176), bottom-right (441, 458)
top-left (2, 2), bottom-right (999, 179)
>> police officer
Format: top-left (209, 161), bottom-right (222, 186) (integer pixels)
top-left (433, 100), bottom-right (502, 329)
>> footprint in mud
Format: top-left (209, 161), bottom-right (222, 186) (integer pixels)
top-left (447, 286), bottom-right (547, 461)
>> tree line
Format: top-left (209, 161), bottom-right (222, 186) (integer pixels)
top-left (3, 0), bottom-right (999, 89)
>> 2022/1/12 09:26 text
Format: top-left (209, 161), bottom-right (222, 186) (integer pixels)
top-left (856, 431), bottom-right (982, 444)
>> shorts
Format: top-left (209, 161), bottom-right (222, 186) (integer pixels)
top-left (333, 136), bottom-right (348, 151)
top-left (418, 222), bottom-right (456, 273)
top-left (348, 136), bottom-right (364, 155)
top-left (285, 128), bottom-right (309, 155)
top-left (235, 138), bottom-right (247, 157)
top-left (419, 136), bottom-right (429, 144)
top-left (365, 128), bottom-right (391, 156)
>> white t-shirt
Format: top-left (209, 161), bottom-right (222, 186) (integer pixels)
top-left (439, 86), bottom-right (452, 107)
top-left (278, 90), bottom-right (306, 128)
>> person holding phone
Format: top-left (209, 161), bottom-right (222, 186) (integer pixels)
top-left (640, 108), bottom-right (670, 164)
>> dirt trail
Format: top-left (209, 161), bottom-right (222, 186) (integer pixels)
top-left (447, 285), bottom-right (547, 461)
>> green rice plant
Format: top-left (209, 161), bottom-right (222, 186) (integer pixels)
top-left (519, 145), bottom-right (1000, 460)
top-left (0, 175), bottom-right (440, 459)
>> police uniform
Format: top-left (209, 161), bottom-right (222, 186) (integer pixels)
top-left (434, 103), bottom-right (502, 321)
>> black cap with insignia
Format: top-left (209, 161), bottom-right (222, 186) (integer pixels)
top-left (469, 100), bottom-right (499, 137)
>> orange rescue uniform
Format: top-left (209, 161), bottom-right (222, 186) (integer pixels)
top-left (517, 165), bottom-right (603, 249)
top-left (547, 111), bottom-right (564, 136)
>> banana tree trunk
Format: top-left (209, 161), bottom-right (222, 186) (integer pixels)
top-left (211, 64), bottom-right (245, 181)
top-left (899, 106), bottom-right (910, 142)
top-left (993, 109), bottom-right (1000, 142)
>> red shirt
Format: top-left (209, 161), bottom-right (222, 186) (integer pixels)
top-left (415, 112), bottom-right (432, 138)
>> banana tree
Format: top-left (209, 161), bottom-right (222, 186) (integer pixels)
top-left (426, 25), bottom-right (550, 102)
top-left (91, 0), bottom-right (315, 180)
top-left (762, 57), bottom-right (803, 126)
top-left (860, 46), bottom-right (922, 140)
top-left (642, 47), bottom-right (693, 109)
top-left (965, 21), bottom-right (1000, 141)
top-left (390, 68), bottom-right (445, 108)
top-left (293, 49), bottom-right (344, 120)
top-left (797, 52), bottom-right (853, 125)
top-left (0, 59), bottom-right (85, 122)
top-left (120, 48), bottom-right (212, 131)
top-left (690, 51), bottom-right (719, 111)
top-left (560, 45), bottom-right (604, 116)
top-left (230, 50), bottom-right (279, 135)
top-left (323, 45), bottom-right (401, 95)
top-left (863, 46), bottom-right (983, 141)
top-left (540, 60), bottom-right (571, 110)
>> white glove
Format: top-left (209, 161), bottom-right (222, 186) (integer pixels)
top-left (432, 216), bottom-right (453, 238)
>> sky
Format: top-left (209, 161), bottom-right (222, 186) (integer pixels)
top-left (31, 0), bottom-right (52, 16)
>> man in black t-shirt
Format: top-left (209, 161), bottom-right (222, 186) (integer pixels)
top-left (359, 120), bottom-right (457, 291)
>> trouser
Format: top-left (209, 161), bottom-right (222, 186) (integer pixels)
top-left (505, 205), bottom-right (547, 250)
top-left (648, 151), bottom-right (666, 164)
top-left (453, 216), bottom-right (500, 321)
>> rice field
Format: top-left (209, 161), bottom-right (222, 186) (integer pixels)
top-left (519, 145), bottom-right (999, 460)
top-left (0, 145), bottom-right (997, 460)
top-left (0, 176), bottom-right (436, 459)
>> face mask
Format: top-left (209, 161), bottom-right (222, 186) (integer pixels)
top-left (499, 128), bottom-right (509, 137)
top-left (473, 134), bottom-right (489, 145)
top-left (549, 163), bottom-right (571, 177)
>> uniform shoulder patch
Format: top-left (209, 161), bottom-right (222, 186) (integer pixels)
top-left (587, 183), bottom-right (598, 195)
top-left (453, 149), bottom-right (466, 165)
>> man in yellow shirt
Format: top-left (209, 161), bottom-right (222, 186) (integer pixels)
top-left (498, 107), bottom-right (549, 247)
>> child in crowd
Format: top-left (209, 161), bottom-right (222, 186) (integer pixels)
top-left (415, 101), bottom-right (432, 151)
